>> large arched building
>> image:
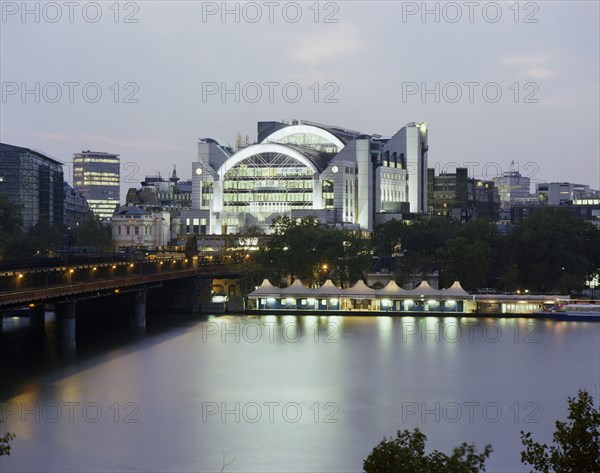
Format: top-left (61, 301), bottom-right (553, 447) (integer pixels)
top-left (182, 120), bottom-right (428, 234)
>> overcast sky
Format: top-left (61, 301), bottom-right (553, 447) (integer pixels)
top-left (1, 1), bottom-right (598, 198)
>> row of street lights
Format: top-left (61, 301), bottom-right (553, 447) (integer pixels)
top-left (9, 257), bottom-right (196, 291)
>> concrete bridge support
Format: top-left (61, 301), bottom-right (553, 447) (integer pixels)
top-left (56, 301), bottom-right (77, 350)
top-left (131, 289), bottom-right (147, 329)
top-left (29, 304), bottom-right (45, 328)
top-left (150, 277), bottom-right (206, 314)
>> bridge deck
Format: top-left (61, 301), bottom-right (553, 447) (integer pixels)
top-left (0, 262), bottom-right (241, 308)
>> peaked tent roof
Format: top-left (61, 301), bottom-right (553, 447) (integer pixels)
top-left (280, 279), bottom-right (312, 296)
top-left (344, 280), bottom-right (376, 297)
top-left (376, 280), bottom-right (409, 297)
top-left (442, 281), bottom-right (471, 298)
top-left (248, 279), bottom-right (280, 298)
top-left (315, 279), bottom-right (342, 297)
top-left (408, 280), bottom-right (441, 297)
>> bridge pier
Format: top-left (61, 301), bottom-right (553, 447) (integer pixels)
top-left (149, 277), bottom-right (205, 314)
top-left (29, 304), bottom-right (45, 328)
top-left (131, 289), bottom-right (146, 329)
top-left (56, 301), bottom-right (77, 350)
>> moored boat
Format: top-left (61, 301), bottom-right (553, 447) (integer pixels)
top-left (536, 303), bottom-right (600, 321)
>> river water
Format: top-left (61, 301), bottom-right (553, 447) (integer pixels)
top-left (0, 313), bottom-right (598, 472)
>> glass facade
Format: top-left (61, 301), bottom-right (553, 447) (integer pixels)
top-left (0, 143), bottom-right (64, 229)
top-left (268, 132), bottom-right (342, 154)
top-left (73, 151), bottom-right (120, 220)
top-left (222, 152), bottom-right (314, 217)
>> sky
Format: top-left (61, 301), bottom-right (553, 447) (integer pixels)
top-left (1, 1), bottom-right (599, 199)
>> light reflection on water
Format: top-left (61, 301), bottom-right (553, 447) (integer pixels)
top-left (0, 314), bottom-right (598, 472)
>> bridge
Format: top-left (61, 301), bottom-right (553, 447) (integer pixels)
top-left (0, 257), bottom-right (242, 348)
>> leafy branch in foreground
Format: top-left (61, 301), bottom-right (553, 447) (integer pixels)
top-left (0, 421), bottom-right (15, 457)
top-left (363, 428), bottom-right (492, 473)
top-left (521, 389), bottom-right (600, 473)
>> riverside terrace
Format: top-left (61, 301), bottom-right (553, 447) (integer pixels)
top-left (246, 279), bottom-right (571, 316)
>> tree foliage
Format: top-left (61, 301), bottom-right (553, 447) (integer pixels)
top-left (0, 194), bottom-right (25, 260)
top-left (521, 389), bottom-right (600, 473)
top-left (68, 215), bottom-right (112, 251)
top-left (510, 208), bottom-right (593, 292)
top-left (363, 428), bottom-right (492, 473)
top-left (255, 216), bottom-right (371, 287)
top-left (372, 211), bottom-right (600, 293)
top-left (0, 421), bottom-right (15, 457)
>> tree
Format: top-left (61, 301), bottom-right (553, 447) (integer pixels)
top-left (363, 428), bottom-right (492, 473)
top-left (256, 216), bottom-right (371, 287)
top-left (559, 273), bottom-right (583, 295)
top-left (510, 208), bottom-right (590, 292)
top-left (322, 229), bottom-right (371, 288)
top-left (372, 217), bottom-right (457, 288)
top-left (521, 389), bottom-right (600, 473)
top-left (26, 220), bottom-right (64, 256)
top-left (0, 194), bottom-right (23, 236)
top-left (441, 237), bottom-right (491, 291)
top-left (0, 194), bottom-right (24, 261)
top-left (0, 421), bottom-right (15, 457)
top-left (69, 215), bottom-right (112, 251)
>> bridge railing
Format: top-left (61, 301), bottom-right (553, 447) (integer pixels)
top-left (0, 257), bottom-right (207, 294)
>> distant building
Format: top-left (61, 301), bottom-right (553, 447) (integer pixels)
top-left (182, 119), bottom-right (429, 235)
top-left (537, 182), bottom-right (593, 206)
top-left (63, 182), bottom-right (91, 229)
top-left (0, 142), bottom-right (64, 229)
top-left (125, 166), bottom-right (192, 212)
top-left (111, 205), bottom-right (171, 251)
top-left (509, 203), bottom-right (600, 226)
top-left (427, 167), bottom-right (500, 222)
top-left (493, 171), bottom-right (531, 210)
top-left (73, 150), bottom-right (120, 220)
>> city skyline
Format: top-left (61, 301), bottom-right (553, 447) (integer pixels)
top-left (1, 1), bottom-right (598, 199)
top-left (2, 136), bottom-right (597, 202)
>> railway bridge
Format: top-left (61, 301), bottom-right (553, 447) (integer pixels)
top-left (0, 258), bottom-right (241, 348)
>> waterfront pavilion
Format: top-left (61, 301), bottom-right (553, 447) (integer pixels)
top-left (247, 279), bottom-right (475, 313)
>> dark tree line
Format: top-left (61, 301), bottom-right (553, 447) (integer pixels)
top-left (0, 194), bottom-right (112, 261)
top-left (237, 210), bottom-right (599, 293)
top-left (247, 216), bottom-right (371, 288)
top-left (373, 208), bottom-right (600, 293)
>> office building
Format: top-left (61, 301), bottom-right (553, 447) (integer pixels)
top-left (536, 182), bottom-right (593, 206)
top-left (182, 119), bottom-right (429, 235)
top-left (73, 150), bottom-right (120, 220)
top-left (63, 182), bottom-right (91, 229)
top-left (0, 142), bottom-right (64, 229)
top-left (493, 171), bottom-right (531, 209)
top-left (427, 167), bottom-right (500, 221)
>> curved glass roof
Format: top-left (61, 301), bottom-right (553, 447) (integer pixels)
top-left (218, 142), bottom-right (325, 178)
top-left (262, 124), bottom-right (345, 154)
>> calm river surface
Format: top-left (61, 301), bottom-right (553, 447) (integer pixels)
top-left (1, 313), bottom-right (598, 472)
